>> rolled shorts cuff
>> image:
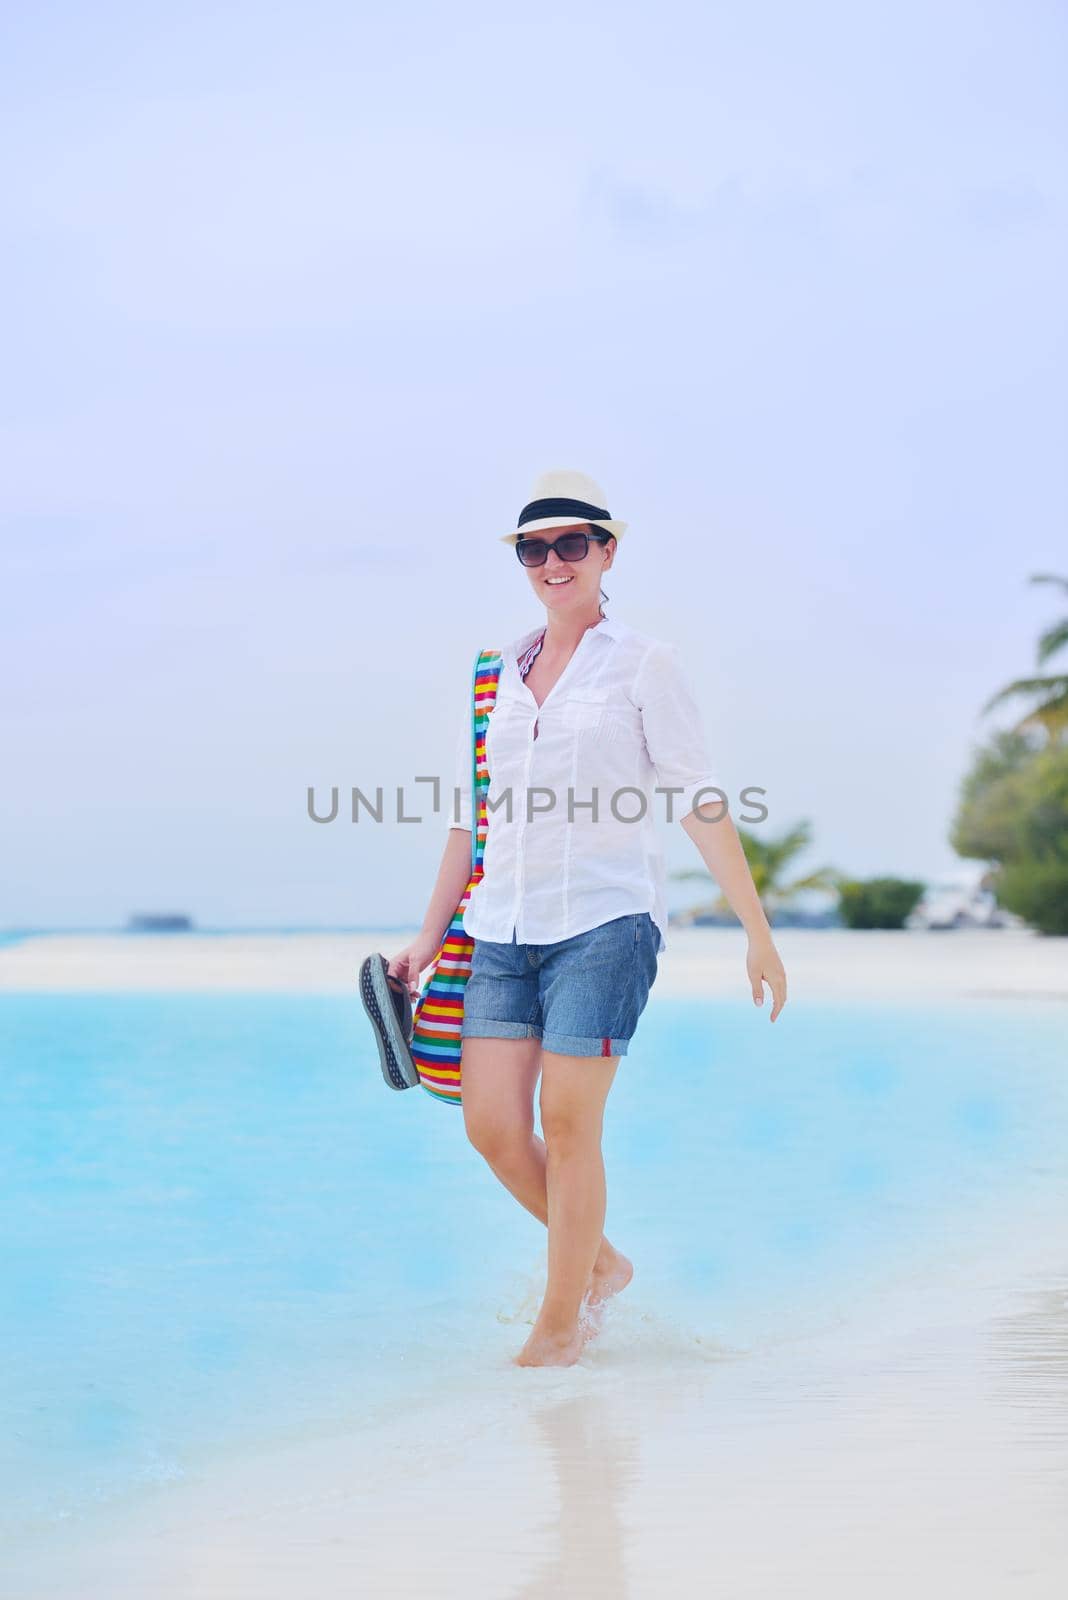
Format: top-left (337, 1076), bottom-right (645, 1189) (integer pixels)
top-left (541, 1031), bottom-right (631, 1058)
top-left (461, 1018), bottom-right (543, 1041)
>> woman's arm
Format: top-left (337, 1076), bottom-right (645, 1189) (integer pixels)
top-left (423, 826), bottom-right (475, 949)
top-left (682, 804), bottom-right (788, 1021)
top-left (635, 639), bottom-right (788, 1021)
top-left (388, 826), bottom-right (474, 999)
top-left (388, 688), bottom-right (477, 998)
top-left (681, 804), bottom-right (769, 938)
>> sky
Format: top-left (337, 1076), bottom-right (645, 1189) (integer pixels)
top-left (1, 1), bottom-right (1066, 928)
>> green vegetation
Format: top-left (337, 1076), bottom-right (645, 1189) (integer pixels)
top-left (834, 876), bottom-right (925, 930)
top-left (670, 819), bottom-right (837, 925)
top-left (952, 730), bottom-right (1068, 936)
top-left (954, 573), bottom-right (1068, 935)
top-left (671, 576), bottom-right (1068, 935)
top-left (981, 573), bottom-right (1068, 738)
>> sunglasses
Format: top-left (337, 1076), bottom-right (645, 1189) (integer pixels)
top-left (514, 529), bottom-right (612, 568)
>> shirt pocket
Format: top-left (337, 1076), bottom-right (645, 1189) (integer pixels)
top-left (562, 687), bottom-right (611, 732)
top-left (565, 688), bottom-right (642, 746)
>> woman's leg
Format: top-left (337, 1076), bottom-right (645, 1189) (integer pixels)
top-left (461, 1036), bottom-right (628, 1290)
top-left (514, 1047), bottom-right (621, 1367)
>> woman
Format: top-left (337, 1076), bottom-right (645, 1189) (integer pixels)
top-left (390, 469), bottom-right (788, 1368)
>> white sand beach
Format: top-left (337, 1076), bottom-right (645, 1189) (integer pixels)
top-left (1, 923), bottom-right (1066, 1003)
top-left (4, 927), bottom-right (1067, 1598)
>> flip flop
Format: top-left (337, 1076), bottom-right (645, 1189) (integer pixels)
top-left (357, 952), bottom-right (420, 1091)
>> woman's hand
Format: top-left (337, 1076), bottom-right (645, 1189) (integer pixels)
top-left (388, 932), bottom-right (445, 1002)
top-left (746, 931), bottom-right (787, 1021)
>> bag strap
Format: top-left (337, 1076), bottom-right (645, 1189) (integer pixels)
top-left (470, 647), bottom-right (503, 876)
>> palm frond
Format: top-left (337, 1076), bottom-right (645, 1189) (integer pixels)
top-left (1005, 687), bottom-right (1068, 738)
top-left (1027, 572), bottom-right (1068, 594)
top-left (981, 675), bottom-right (1068, 716)
top-left (1036, 619), bottom-right (1068, 666)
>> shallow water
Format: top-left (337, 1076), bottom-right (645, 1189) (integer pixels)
top-left (1, 990), bottom-right (1066, 1587)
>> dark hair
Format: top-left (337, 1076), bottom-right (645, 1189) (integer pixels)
top-left (593, 525), bottom-right (615, 610)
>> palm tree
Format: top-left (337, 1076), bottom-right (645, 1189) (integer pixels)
top-left (670, 819), bottom-right (838, 923)
top-left (982, 573), bottom-right (1068, 737)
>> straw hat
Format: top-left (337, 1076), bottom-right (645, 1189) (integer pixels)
top-left (499, 468), bottom-right (627, 545)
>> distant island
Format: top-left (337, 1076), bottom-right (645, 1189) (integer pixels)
top-left (126, 913), bottom-right (195, 933)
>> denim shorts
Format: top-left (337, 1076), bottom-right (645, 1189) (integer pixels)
top-left (460, 912), bottom-right (660, 1058)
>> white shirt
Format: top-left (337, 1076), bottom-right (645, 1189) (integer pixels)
top-left (445, 614), bottom-right (723, 955)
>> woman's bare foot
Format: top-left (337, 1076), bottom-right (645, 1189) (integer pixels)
top-left (577, 1295), bottom-right (607, 1345)
top-left (586, 1245), bottom-right (634, 1308)
top-left (513, 1321), bottom-right (586, 1368)
top-left (512, 1249), bottom-right (633, 1365)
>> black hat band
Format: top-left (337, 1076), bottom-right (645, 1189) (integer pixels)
top-left (517, 497), bottom-right (611, 528)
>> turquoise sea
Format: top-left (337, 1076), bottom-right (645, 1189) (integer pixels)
top-left (2, 984), bottom-right (1067, 1562)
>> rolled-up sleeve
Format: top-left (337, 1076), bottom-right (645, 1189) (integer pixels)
top-left (445, 698), bottom-right (473, 833)
top-left (635, 641), bottom-right (724, 821)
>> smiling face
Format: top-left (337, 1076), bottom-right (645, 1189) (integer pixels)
top-left (521, 522), bottom-right (616, 614)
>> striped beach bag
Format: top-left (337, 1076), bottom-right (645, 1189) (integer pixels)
top-left (410, 646), bottom-right (503, 1106)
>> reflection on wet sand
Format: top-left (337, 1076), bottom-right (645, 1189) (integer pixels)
top-left (513, 1394), bottom-right (637, 1600)
top-left (988, 1281), bottom-right (1068, 1451)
